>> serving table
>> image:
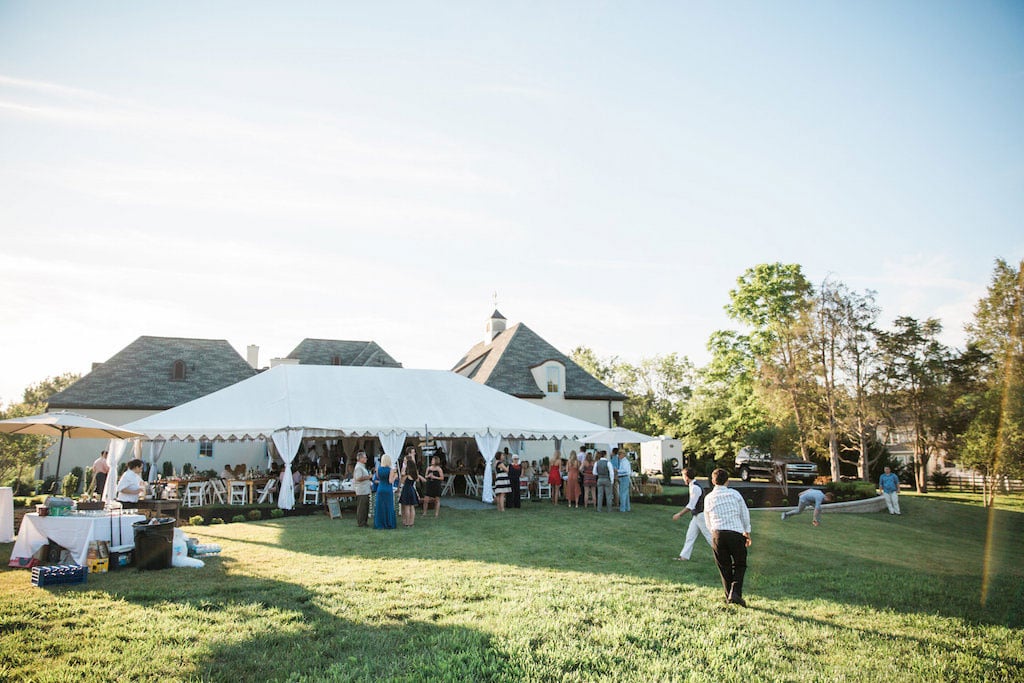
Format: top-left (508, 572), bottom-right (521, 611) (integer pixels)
top-left (9, 512), bottom-right (146, 568)
top-left (134, 499), bottom-right (181, 523)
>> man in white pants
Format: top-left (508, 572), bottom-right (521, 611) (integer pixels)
top-left (672, 468), bottom-right (712, 560)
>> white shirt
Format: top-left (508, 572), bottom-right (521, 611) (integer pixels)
top-left (116, 469), bottom-right (144, 502)
top-left (686, 480), bottom-right (703, 512)
top-left (704, 485), bottom-right (751, 534)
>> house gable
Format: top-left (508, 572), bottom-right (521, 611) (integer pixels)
top-left (452, 323), bottom-right (626, 401)
top-left (286, 339), bottom-right (402, 367)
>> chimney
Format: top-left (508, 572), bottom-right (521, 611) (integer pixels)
top-left (484, 309), bottom-right (507, 345)
top-left (246, 344), bottom-right (260, 369)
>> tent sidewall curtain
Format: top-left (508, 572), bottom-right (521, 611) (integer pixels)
top-left (474, 432), bottom-right (501, 504)
top-left (272, 429), bottom-right (304, 510)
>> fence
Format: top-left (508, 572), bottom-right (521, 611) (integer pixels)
top-left (946, 473), bottom-right (1023, 494)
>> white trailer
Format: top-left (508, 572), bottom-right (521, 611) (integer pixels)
top-left (640, 438), bottom-right (682, 475)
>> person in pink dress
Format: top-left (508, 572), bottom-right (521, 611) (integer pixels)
top-left (547, 452), bottom-right (563, 505)
top-left (564, 454), bottom-right (581, 508)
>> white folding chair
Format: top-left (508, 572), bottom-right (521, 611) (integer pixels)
top-left (440, 475), bottom-right (455, 497)
top-left (464, 475), bottom-right (480, 498)
top-left (207, 479), bottom-right (227, 505)
top-left (519, 479), bottom-right (531, 500)
top-left (256, 478), bottom-right (277, 504)
top-left (184, 482), bottom-right (205, 507)
top-left (302, 477), bottom-right (320, 505)
top-left (536, 479), bottom-right (551, 499)
top-left (228, 480), bottom-right (248, 505)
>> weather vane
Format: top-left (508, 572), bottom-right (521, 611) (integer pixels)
top-left (492, 290), bottom-right (498, 310)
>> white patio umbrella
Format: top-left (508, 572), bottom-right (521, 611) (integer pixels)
top-left (580, 426), bottom-right (657, 448)
top-left (0, 410), bottom-right (143, 481)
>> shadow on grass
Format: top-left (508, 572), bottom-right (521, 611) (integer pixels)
top-left (107, 558), bottom-right (521, 682)
top-left (185, 495), bottom-right (1024, 629)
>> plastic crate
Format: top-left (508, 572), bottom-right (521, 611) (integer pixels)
top-left (31, 564), bottom-right (88, 587)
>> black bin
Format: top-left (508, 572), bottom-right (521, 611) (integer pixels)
top-left (133, 518), bottom-right (175, 570)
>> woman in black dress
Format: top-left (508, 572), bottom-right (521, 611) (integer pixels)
top-left (398, 456), bottom-right (424, 527)
top-left (422, 456), bottom-right (444, 518)
top-left (508, 455), bottom-right (522, 508)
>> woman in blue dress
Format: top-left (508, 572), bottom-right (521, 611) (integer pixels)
top-left (373, 455), bottom-right (398, 530)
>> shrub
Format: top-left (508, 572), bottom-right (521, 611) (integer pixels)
top-left (247, 509), bottom-right (262, 521)
top-left (182, 463), bottom-right (194, 476)
top-left (210, 517), bottom-right (225, 525)
top-left (746, 497), bottom-right (755, 506)
top-left (930, 470), bottom-right (951, 491)
top-left (661, 459), bottom-right (673, 485)
top-left (231, 514), bottom-right (246, 523)
top-left (40, 476), bottom-right (58, 495)
top-left (189, 515), bottom-right (205, 526)
top-left (62, 472), bottom-right (80, 498)
top-left (270, 509), bottom-right (284, 519)
top-left (162, 461), bottom-right (175, 478)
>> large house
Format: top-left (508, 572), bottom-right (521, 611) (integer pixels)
top-left (451, 310), bottom-right (626, 464)
top-left (42, 335), bottom-right (401, 478)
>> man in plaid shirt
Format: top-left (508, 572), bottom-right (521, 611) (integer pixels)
top-left (704, 468), bottom-right (752, 607)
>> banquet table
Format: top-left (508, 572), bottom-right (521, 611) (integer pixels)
top-left (8, 512), bottom-right (146, 568)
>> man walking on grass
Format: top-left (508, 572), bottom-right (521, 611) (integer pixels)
top-left (672, 468), bottom-right (712, 560)
top-left (704, 468), bottom-right (751, 607)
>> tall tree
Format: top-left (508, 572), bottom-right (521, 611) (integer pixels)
top-left (958, 258), bottom-right (1024, 506)
top-left (874, 317), bottom-right (950, 493)
top-left (726, 263), bottom-right (818, 460)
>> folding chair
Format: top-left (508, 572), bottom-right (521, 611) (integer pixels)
top-left (536, 479), bottom-right (551, 499)
top-left (207, 479), bottom-right (227, 505)
top-left (256, 478), bottom-right (277, 504)
top-left (440, 475), bottom-right (455, 497)
top-left (464, 475), bottom-right (480, 497)
top-left (228, 480), bottom-right (248, 505)
top-left (184, 482), bottom-right (205, 507)
top-left (302, 477), bottom-right (320, 505)
top-left (519, 479), bottom-right (531, 500)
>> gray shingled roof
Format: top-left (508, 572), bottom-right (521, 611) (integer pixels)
top-left (286, 339), bottom-right (402, 367)
top-left (452, 323), bottom-right (626, 401)
top-left (48, 336), bottom-right (257, 410)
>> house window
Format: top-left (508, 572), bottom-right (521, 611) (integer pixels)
top-left (612, 411), bottom-right (622, 427)
top-left (171, 360), bottom-right (187, 381)
top-left (198, 441), bottom-right (214, 458)
top-left (546, 366), bottom-right (560, 393)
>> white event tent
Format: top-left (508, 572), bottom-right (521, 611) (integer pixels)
top-left (123, 365), bottom-right (605, 508)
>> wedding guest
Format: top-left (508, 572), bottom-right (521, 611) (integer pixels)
top-left (493, 452), bottom-right (512, 512)
top-left (565, 453), bottom-right (581, 509)
top-left (373, 455), bottom-right (398, 530)
top-left (508, 455), bottom-right (523, 508)
top-left (548, 452), bottom-right (563, 505)
top-left (91, 450), bottom-right (110, 495)
top-left (352, 451), bottom-right (373, 527)
top-left (422, 456), bottom-right (444, 518)
top-left (399, 456), bottom-right (424, 527)
top-left (582, 453), bottom-right (597, 507)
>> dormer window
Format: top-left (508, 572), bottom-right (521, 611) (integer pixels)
top-left (171, 360), bottom-right (187, 381)
top-left (546, 366), bottom-right (560, 393)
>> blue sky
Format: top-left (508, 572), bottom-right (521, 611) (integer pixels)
top-left (1, 1), bottom-right (1021, 404)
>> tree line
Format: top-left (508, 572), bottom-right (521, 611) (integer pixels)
top-left (572, 259), bottom-right (1023, 506)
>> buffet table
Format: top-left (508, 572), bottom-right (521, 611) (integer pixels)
top-left (8, 512), bottom-right (146, 568)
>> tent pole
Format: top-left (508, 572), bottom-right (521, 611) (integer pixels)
top-left (53, 430), bottom-right (67, 485)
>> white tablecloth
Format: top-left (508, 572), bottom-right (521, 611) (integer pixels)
top-left (8, 513), bottom-right (146, 567)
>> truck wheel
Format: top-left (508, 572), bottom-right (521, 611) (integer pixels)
top-left (739, 466), bottom-right (750, 482)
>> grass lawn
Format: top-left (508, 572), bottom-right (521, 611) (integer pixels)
top-left (1, 495), bottom-right (1022, 682)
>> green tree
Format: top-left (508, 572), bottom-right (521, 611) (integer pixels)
top-left (0, 373), bottom-right (81, 484)
top-left (958, 258), bottom-right (1024, 506)
top-left (874, 317), bottom-right (950, 493)
top-left (679, 331), bottom-right (769, 461)
top-left (725, 263), bottom-right (818, 461)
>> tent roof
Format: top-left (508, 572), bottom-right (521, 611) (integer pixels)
top-left (123, 365), bottom-right (606, 441)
